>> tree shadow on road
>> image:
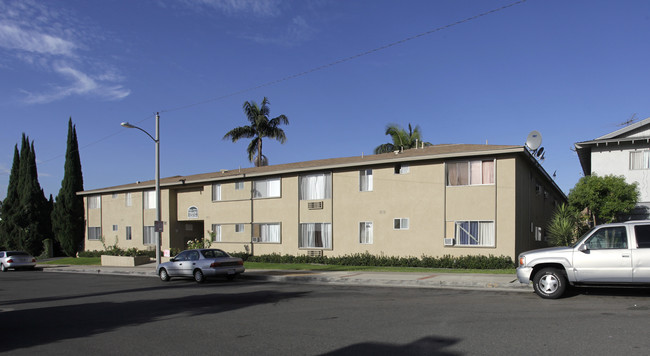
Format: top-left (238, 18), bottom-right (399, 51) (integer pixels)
top-left (322, 336), bottom-right (461, 356)
top-left (0, 288), bottom-right (309, 353)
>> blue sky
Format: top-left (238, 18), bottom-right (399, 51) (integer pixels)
top-left (1, 0), bottom-right (649, 201)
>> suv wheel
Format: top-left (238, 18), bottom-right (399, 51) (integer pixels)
top-left (533, 267), bottom-right (567, 299)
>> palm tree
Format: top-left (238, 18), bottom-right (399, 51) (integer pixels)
top-left (374, 123), bottom-right (431, 154)
top-left (223, 97), bottom-right (289, 167)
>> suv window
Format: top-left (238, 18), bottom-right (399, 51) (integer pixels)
top-left (585, 227), bottom-right (628, 250)
top-left (635, 225), bottom-right (650, 248)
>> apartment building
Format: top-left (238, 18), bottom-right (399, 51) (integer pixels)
top-left (79, 144), bottom-right (565, 260)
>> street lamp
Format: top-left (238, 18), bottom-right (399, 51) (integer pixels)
top-left (121, 113), bottom-right (161, 266)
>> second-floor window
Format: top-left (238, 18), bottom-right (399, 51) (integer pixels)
top-left (447, 160), bottom-right (495, 186)
top-left (212, 184), bottom-right (221, 201)
top-left (300, 172), bottom-right (332, 200)
top-left (88, 195), bottom-right (101, 209)
top-left (360, 169), bottom-right (373, 192)
top-left (254, 178), bottom-right (281, 198)
top-left (143, 190), bottom-right (156, 209)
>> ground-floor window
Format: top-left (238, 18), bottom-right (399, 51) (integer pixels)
top-left (299, 223), bottom-right (332, 249)
top-left (359, 222), bottom-right (373, 244)
top-left (126, 226), bottom-right (132, 240)
top-left (253, 223), bottom-right (281, 243)
top-left (88, 227), bottom-right (101, 240)
top-left (143, 226), bottom-right (155, 245)
top-left (455, 221), bottom-right (494, 247)
top-left (211, 224), bottom-right (221, 242)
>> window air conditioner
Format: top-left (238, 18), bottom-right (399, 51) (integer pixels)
top-left (444, 238), bottom-right (455, 246)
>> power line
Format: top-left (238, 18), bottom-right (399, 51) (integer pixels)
top-left (160, 0), bottom-right (527, 113)
top-left (3, 0), bottom-right (528, 176)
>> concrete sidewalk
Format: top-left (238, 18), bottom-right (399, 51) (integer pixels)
top-left (37, 262), bottom-right (533, 293)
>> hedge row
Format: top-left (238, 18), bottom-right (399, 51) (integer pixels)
top-left (229, 252), bottom-right (515, 269)
top-left (78, 248), bottom-right (155, 258)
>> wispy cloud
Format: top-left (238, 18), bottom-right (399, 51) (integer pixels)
top-left (0, 0), bottom-right (130, 104)
top-left (183, 0), bottom-right (282, 17)
top-left (242, 15), bottom-right (316, 47)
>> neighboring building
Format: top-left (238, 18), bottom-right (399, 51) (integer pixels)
top-left (79, 144), bottom-right (565, 260)
top-left (575, 117), bottom-right (650, 219)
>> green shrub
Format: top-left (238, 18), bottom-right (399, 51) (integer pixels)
top-left (229, 252), bottom-right (515, 269)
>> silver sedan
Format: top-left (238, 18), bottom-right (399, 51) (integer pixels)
top-left (157, 248), bottom-right (245, 283)
top-left (0, 251), bottom-right (37, 272)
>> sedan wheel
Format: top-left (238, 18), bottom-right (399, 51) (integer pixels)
top-left (159, 268), bottom-right (170, 282)
top-left (193, 269), bottom-right (205, 283)
top-left (533, 267), bottom-right (567, 299)
top-left (0, 263), bottom-right (6, 272)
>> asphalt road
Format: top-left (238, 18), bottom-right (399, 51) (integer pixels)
top-left (2, 271), bottom-right (650, 355)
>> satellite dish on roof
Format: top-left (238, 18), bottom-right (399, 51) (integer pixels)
top-left (525, 131), bottom-right (542, 151)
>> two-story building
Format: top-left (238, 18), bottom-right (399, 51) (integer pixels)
top-left (79, 143), bottom-right (565, 260)
top-left (575, 117), bottom-right (650, 219)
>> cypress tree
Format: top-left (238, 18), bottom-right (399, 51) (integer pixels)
top-left (0, 145), bottom-right (21, 250)
top-left (52, 118), bottom-right (85, 257)
top-left (15, 134), bottom-right (50, 255)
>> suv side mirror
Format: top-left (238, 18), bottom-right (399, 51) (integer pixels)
top-left (578, 244), bottom-right (589, 252)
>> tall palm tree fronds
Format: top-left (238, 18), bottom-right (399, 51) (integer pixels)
top-left (223, 97), bottom-right (289, 167)
top-left (374, 123), bottom-right (432, 154)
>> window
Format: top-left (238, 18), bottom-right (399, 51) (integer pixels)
top-left (299, 223), bottom-right (332, 249)
top-left (143, 190), bottom-right (156, 209)
top-left (630, 151), bottom-right (650, 170)
top-left (211, 224), bottom-right (221, 242)
top-left (143, 226), bottom-right (155, 245)
top-left (88, 195), bottom-right (101, 209)
top-left (235, 181), bottom-right (245, 190)
top-left (447, 160), bottom-right (495, 186)
top-left (455, 221), bottom-right (494, 247)
top-left (394, 218), bottom-right (409, 230)
top-left (88, 227), bottom-right (101, 240)
top-left (635, 225), bottom-right (650, 248)
top-left (235, 224), bottom-right (245, 233)
top-left (395, 164), bottom-right (409, 174)
top-left (360, 222), bottom-right (373, 244)
top-left (585, 227), bottom-right (628, 250)
top-left (253, 223), bottom-right (281, 243)
top-left (125, 192), bottom-right (132, 207)
top-left (112, 225), bottom-right (118, 232)
top-left (212, 183), bottom-right (221, 201)
top-left (112, 193), bottom-right (118, 199)
top-left (254, 178), bottom-right (281, 198)
top-left (126, 226), bottom-right (132, 241)
top-left (360, 169), bottom-right (373, 192)
top-left (299, 173), bottom-right (331, 200)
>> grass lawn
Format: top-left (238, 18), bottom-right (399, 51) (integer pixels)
top-left (40, 257), bottom-right (515, 274)
top-left (41, 257), bottom-right (101, 265)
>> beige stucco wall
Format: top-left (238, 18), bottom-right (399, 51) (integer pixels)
top-left (83, 153), bottom-right (565, 261)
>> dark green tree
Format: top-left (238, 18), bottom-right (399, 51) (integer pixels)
top-left (568, 174), bottom-right (639, 226)
top-left (52, 119), bottom-right (85, 257)
top-left (0, 145), bottom-right (21, 250)
top-left (15, 135), bottom-right (51, 255)
top-left (374, 123), bottom-right (432, 154)
top-left (223, 97), bottom-right (289, 167)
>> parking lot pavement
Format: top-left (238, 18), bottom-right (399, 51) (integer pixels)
top-left (36, 262), bottom-right (532, 292)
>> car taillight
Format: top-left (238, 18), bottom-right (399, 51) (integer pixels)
top-left (7, 259), bottom-right (13, 263)
top-left (32, 258), bottom-right (36, 262)
top-left (237, 260), bottom-right (244, 266)
top-left (210, 262), bottom-right (221, 268)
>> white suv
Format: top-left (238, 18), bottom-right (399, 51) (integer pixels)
top-left (517, 221), bottom-right (650, 298)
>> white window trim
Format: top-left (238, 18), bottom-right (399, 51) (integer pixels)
top-left (212, 183), bottom-right (222, 201)
top-left (360, 221), bottom-right (373, 244)
top-left (360, 169), bottom-right (373, 192)
top-left (393, 218), bottom-right (409, 230)
top-left (454, 220), bottom-right (495, 247)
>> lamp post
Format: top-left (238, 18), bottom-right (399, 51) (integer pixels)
top-left (121, 113), bottom-right (161, 266)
